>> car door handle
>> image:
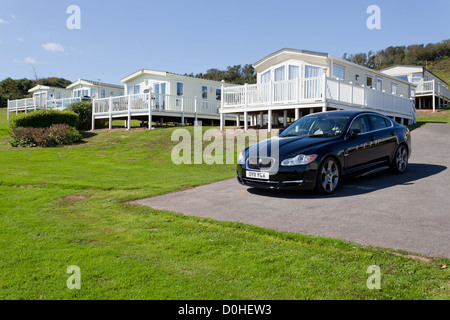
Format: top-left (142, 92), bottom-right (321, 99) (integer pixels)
top-left (369, 136), bottom-right (375, 141)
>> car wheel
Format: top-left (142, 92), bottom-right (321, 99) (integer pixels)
top-left (316, 157), bottom-right (340, 195)
top-left (392, 144), bottom-right (408, 174)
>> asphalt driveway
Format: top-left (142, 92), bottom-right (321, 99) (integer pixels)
top-left (133, 123), bottom-right (450, 258)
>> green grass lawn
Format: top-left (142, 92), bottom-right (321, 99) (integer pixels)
top-left (409, 108), bottom-right (450, 130)
top-left (0, 107), bottom-right (448, 300)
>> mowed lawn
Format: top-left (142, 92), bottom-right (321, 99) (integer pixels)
top-left (0, 107), bottom-right (448, 300)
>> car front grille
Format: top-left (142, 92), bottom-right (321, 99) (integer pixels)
top-left (246, 157), bottom-right (275, 171)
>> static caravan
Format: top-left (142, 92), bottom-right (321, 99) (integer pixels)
top-left (121, 69), bottom-right (231, 111)
top-left (67, 79), bottom-right (124, 100)
top-left (220, 48), bottom-right (417, 131)
top-left (380, 65), bottom-right (449, 111)
top-left (28, 85), bottom-right (72, 108)
top-left (91, 69), bottom-right (235, 130)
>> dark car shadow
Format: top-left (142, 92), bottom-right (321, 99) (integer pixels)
top-left (246, 163), bottom-right (447, 199)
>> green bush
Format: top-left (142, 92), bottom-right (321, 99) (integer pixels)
top-left (67, 101), bottom-right (92, 131)
top-left (10, 110), bottom-right (78, 129)
top-left (10, 124), bottom-right (82, 148)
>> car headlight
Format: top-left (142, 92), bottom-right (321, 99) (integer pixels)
top-left (280, 154), bottom-right (317, 166)
top-left (237, 150), bottom-right (246, 165)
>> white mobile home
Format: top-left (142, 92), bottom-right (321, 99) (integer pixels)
top-left (380, 65), bottom-right (449, 111)
top-left (67, 79), bottom-right (124, 100)
top-left (92, 69), bottom-right (234, 130)
top-left (7, 79), bottom-right (125, 116)
top-left (7, 85), bottom-right (72, 118)
top-left (220, 48), bottom-right (417, 131)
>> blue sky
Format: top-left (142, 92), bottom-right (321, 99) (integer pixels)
top-left (0, 0), bottom-right (449, 85)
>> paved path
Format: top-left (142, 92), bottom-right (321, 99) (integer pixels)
top-left (133, 124), bottom-right (450, 258)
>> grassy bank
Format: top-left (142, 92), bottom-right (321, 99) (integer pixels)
top-left (0, 107), bottom-right (448, 300)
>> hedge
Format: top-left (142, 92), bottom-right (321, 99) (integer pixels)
top-left (10, 110), bottom-right (79, 129)
top-left (67, 101), bottom-right (92, 131)
top-left (9, 124), bottom-right (83, 148)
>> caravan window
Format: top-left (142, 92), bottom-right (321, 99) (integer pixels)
top-left (411, 73), bottom-right (422, 83)
top-left (366, 76), bottom-right (373, 88)
top-left (261, 70), bottom-right (271, 83)
top-left (391, 83), bottom-right (398, 95)
top-left (274, 66), bottom-right (285, 82)
top-left (289, 65), bottom-right (300, 80)
top-left (333, 64), bottom-right (345, 80)
top-left (177, 82), bottom-right (184, 96)
top-left (305, 65), bottom-right (322, 78)
top-left (376, 78), bottom-right (383, 91)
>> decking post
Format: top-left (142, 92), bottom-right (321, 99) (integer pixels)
top-left (432, 80), bottom-right (436, 112)
top-left (194, 96), bottom-right (198, 126)
top-left (295, 108), bottom-right (300, 120)
top-left (362, 85), bottom-right (366, 107)
top-left (7, 99), bottom-right (9, 121)
top-left (244, 111), bottom-right (248, 132)
top-left (283, 110), bottom-right (287, 127)
top-left (236, 114), bottom-right (240, 127)
top-left (268, 110), bottom-right (272, 133)
top-left (220, 112), bottom-right (224, 131)
top-left (148, 93), bottom-right (152, 130)
top-left (91, 98), bottom-right (96, 131)
top-left (127, 95), bottom-right (131, 130)
top-left (109, 97), bottom-right (112, 130)
top-left (259, 111), bottom-right (263, 128)
top-left (322, 74), bottom-right (327, 102)
top-left (349, 82), bottom-right (354, 105)
top-left (181, 96), bottom-right (185, 126)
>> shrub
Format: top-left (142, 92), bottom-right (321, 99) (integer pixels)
top-left (10, 124), bottom-right (83, 148)
top-left (67, 101), bottom-right (92, 131)
top-left (10, 110), bottom-right (78, 129)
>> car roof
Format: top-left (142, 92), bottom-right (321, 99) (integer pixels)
top-left (307, 110), bottom-right (383, 117)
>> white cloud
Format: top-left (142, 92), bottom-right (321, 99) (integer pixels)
top-left (0, 19), bottom-right (8, 24)
top-left (11, 14), bottom-right (17, 20)
top-left (17, 37), bottom-right (24, 42)
top-left (42, 42), bottom-right (65, 53)
top-left (14, 57), bottom-right (36, 64)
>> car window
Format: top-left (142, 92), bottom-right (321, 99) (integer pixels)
top-left (368, 115), bottom-right (391, 131)
top-left (349, 115), bottom-right (370, 134)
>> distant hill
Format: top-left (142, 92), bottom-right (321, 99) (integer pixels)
top-left (343, 39), bottom-right (450, 84)
top-left (426, 57), bottom-right (450, 84)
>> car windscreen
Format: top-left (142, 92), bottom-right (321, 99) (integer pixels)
top-left (280, 114), bottom-right (350, 138)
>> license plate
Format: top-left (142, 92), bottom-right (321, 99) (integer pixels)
top-left (246, 171), bottom-right (269, 180)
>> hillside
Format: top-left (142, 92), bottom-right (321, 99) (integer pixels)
top-left (426, 57), bottom-right (450, 84)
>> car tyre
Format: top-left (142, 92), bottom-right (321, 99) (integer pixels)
top-left (391, 144), bottom-right (408, 174)
top-left (316, 157), bottom-right (340, 195)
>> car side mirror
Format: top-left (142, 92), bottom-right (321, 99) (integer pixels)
top-left (348, 129), bottom-right (361, 139)
top-left (277, 128), bottom-right (285, 136)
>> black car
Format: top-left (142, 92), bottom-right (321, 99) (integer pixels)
top-left (236, 110), bottom-right (411, 194)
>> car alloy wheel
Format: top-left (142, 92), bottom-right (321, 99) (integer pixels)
top-left (317, 158), bottom-right (340, 194)
top-left (394, 145), bottom-right (408, 174)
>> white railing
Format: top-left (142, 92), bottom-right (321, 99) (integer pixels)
top-left (47, 98), bottom-right (83, 110)
top-left (7, 98), bottom-right (35, 110)
top-left (415, 80), bottom-right (450, 98)
top-left (93, 93), bottom-right (221, 116)
top-left (325, 77), bottom-right (416, 118)
top-left (222, 75), bottom-right (416, 119)
top-left (223, 77), bottom-right (323, 108)
top-left (7, 97), bottom-right (84, 112)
